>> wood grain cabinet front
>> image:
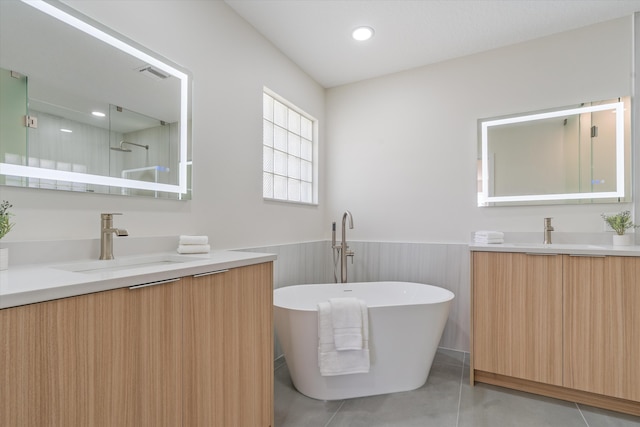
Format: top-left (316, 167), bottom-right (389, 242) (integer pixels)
top-left (563, 255), bottom-right (640, 402)
top-left (182, 262), bottom-right (274, 427)
top-left (471, 251), bottom-right (640, 417)
top-left (472, 251), bottom-right (563, 386)
top-left (0, 262), bottom-right (274, 427)
top-left (0, 278), bottom-right (183, 427)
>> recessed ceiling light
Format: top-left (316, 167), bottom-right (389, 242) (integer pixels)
top-left (352, 26), bottom-right (374, 41)
top-left (91, 111), bottom-right (106, 117)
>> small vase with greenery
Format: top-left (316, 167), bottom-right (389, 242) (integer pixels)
top-left (0, 200), bottom-right (13, 270)
top-left (601, 211), bottom-right (637, 246)
top-left (601, 211), bottom-right (638, 235)
top-left (0, 200), bottom-right (14, 240)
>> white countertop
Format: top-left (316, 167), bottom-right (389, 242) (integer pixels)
top-left (469, 241), bottom-right (640, 256)
top-left (0, 250), bottom-right (277, 309)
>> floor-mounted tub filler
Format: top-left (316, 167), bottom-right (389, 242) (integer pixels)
top-left (273, 281), bottom-right (454, 400)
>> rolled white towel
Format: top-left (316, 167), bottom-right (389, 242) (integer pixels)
top-left (179, 235), bottom-right (209, 245)
top-left (177, 244), bottom-right (210, 254)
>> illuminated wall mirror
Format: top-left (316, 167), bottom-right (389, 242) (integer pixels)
top-left (477, 97), bottom-right (631, 207)
top-left (0, 0), bottom-right (192, 199)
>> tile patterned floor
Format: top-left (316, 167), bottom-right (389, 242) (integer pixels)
top-left (274, 348), bottom-right (640, 427)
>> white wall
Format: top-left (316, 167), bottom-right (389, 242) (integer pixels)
top-left (2, 0), bottom-right (326, 249)
top-left (326, 17), bottom-right (635, 243)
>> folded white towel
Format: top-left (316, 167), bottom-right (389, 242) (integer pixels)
top-left (179, 235), bottom-right (209, 245)
top-left (317, 299), bottom-right (370, 376)
top-left (330, 297), bottom-right (365, 350)
top-left (474, 237), bottom-right (504, 244)
top-left (474, 230), bottom-right (504, 239)
top-left (177, 244), bottom-right (210, 254)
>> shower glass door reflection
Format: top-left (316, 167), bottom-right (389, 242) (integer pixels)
top-left (24, 102), bottom-right (177, 196)
top-left (108, 105), bottom-right (177, 197)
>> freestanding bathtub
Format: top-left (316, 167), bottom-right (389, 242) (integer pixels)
top-left (273, 281), bottom-right (454, 400)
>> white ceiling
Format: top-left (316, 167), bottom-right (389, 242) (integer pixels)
top-left (225, 0), bottom-right (640, 88)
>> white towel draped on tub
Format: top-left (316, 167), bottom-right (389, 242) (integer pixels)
top-left (331, 297), bottom-right (366, 350)
top-left (317, 297), bottom-right (370, 376)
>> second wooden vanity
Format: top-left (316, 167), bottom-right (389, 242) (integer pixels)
top-left (0, 253), bottom-right (275, 427)
top-left (471, 247), bottom-right (640, 416)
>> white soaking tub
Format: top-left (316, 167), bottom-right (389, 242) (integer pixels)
top-left (273, 281), bottom-right (454, 400)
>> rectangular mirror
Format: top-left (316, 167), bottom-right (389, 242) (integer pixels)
top-left (477, 97), bottom-right (630, 207)
top-left (0, 0), bottom-right (192, 199)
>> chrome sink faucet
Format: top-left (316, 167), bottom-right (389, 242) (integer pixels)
top-left (100, 213), bottom-right (128, 260)
top-left (543, 217), bottom-right (554, 244)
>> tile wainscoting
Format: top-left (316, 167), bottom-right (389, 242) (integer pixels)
top-left (348, 241), bottom-right (470, 352)
top-left (242, 240), bottom-right (470, 356)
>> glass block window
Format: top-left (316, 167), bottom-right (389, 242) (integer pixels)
top-left (263, 89), bottom-right (317, 204)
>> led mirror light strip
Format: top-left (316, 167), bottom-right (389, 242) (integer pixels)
top-left (5, 0), bottom-right (189, 194)
top-left (480, 102), bottom-right (625, 204)
top-left (0, 163), bottom-right (180, 193)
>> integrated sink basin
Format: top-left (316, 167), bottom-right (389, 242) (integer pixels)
top-left (52, 254), bottom-right (207, 274)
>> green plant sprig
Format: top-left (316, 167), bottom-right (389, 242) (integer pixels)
top-left (601, 210), bottom-right (638, 236)
top-left (0, 200), bottom-right (14, 240)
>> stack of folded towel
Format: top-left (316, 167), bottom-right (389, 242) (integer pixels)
top-left (177, 235), bottom-right (210, 254)
top-left (474, 230), bottom-right (504, 244)
top-left (317, 297), bottom-right (370, 376)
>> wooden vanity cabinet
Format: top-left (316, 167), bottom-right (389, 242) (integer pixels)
top-left (563, 255), bottom-right (640, 402)
top-left (183, 262), bottom-right (274, 427)
top-left (472, 251), bottom-right (563, 385)
top-left (0, 262), bottom-right (274, 427)
top-left (472, 251), bottom-right (640, 416)
top-left (0, 277), bottom-right (183, 427)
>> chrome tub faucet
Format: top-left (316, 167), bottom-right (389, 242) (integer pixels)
top-left (332, 211), bottom-right (355, 283)
top-left (100, 213), bottom-right (128, 260)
